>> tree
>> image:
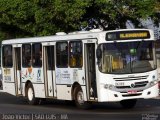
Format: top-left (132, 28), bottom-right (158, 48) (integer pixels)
top-left (82, 0), bottom-right (159, 30)
top-left (0, 0), bottom-right (159, 40)
top-left (0, 0), bottom-right (91, 39)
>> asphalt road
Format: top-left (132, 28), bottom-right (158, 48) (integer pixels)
top-left (0, 92), bottom-right (159, 120)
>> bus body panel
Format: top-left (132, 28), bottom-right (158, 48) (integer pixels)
top-left (1, 29), bottom-right (158, 106)
top-left (3, 68), bottom-right (16, 95)
top-left (3, 82), bottom-right (16, 96)
top-left (33, 83), bottom-right (46, 98)
top-left (21, 68), bottom-right (44, 84)
top-left (99, 84), bottom-right (158, 102)
top-left (56, 85), bottom-right (72, 100)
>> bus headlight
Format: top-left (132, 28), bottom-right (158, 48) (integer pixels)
top-left (104, 84), bottom-right (109, 89)
top-left (104, 84), bottom-right (114, 90)
top-left (150, 80), bottom-right (158, 86)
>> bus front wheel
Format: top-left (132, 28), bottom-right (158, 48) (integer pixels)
top-left (26, 83), bottom-right (39, 105)
top-left (120, 99), bottom-right (137, 109)
top-left (74, 87), bottom-right (91, 109)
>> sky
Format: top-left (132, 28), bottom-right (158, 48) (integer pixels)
top-left (126, 18), bottom-right (160, 40)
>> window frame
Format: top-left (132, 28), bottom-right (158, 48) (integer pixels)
top-left (56, 41), bottom-right (68, 68)
top-left (69, 41), bottom-right (83, 68)
top-left (2, 45), bottom-right (13, 68)
top-left (22, 44), bottom-right (32, 68)
top-left (46, 46), bottom-right (55, 70)
top-left (32, 43), bottom-right (42, 68)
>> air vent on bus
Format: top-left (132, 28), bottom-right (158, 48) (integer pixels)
top-left (122, 93), bottom-right (142, 97)
top-left (116, 81), bottom-right (148, 89)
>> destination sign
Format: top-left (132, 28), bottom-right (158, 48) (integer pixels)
top-left (106, 30), bottom-right (150, 41)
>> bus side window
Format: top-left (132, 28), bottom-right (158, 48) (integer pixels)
top-left (32, 43), bottom-right (42, 67)
top-left (2, 45), bottom-right (13, 68)
top-left (56, 42), bottom-right (68, 68)
top-left (22, 44), bottom-right (31, 67)
top-left (69, 41), bottom-right (83, 68)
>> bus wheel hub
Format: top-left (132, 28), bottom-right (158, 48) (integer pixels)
top-left (77, 91), bottom-right (84, 105)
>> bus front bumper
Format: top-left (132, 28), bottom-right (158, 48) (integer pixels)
top-left (99, 84), bottom-right (159, 102)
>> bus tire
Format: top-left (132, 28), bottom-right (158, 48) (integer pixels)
top-left (120, 99), bottom-right (137, 109)
top-left (74, 86), bottom-right (91, 109)
top-left (26, 83), bottom-right (39, 105)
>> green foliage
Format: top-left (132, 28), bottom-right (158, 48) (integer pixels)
top-left (0, 0), bottom-right (159, 40)
top-left (89, 0), bottom-right (157, 29)
top-left (0, 0), bottom-right (91, 39)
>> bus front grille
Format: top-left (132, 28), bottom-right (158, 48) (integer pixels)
top-left (113, 75), bottom-right (149, 81)
top-left (115, 81), bottom-right (148, 89)
top-left (122, 93), bottom-right (142, 97)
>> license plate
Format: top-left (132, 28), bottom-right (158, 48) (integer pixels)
top-left (128, 90), bottom-right (137, 94)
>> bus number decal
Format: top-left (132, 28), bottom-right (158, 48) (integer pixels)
top-left (115, 82), bottom-right (125, 86)
top-left (87, 40), bottom-right (93, 43)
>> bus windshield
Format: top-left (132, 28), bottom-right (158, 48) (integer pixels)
top-left (97, 41), bottom-right (156, 74)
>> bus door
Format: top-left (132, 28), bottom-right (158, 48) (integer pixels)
top-left (13, 45), bottom-right (22, 95)
top-left (43, 44), bottom-right (56, 97)
top-left (84, 41), bottom-right (97, 100)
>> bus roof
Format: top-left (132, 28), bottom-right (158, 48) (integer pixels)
top-left (2, 29), bottom-right (155, 45)
top-left (2, 31), bottom-right (103, 45)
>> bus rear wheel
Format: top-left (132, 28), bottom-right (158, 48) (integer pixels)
top-left (74, 87), bottom-right (91, 109)
top-left (26, 83), bottom-right (39, 105)
top-left (120, 99), bottom-right (137, 109)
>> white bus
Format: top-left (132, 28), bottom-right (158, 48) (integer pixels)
top-left (1, 29), bottom-right (159, 109)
